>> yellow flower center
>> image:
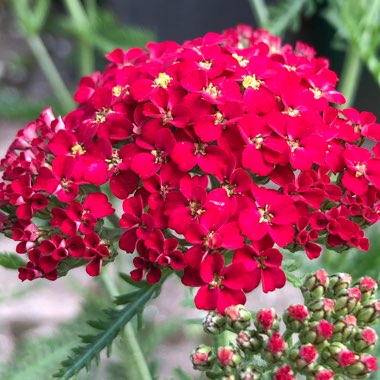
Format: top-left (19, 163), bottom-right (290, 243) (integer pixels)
top-left (310, 87), bottom-right (323, 99)
top-left (162, 110), bottom-right (173, 125)
top-left (112, 85), bottom-right (123, 97)
top-left (71, 142), bottom-right (86, 156)
top-left (199, 61), bottom-right (212, 70)
top-left (214, 111), bottom-right (225, 125)
top-left (232, 53), bottom-right (249, 67)
top-left (95, 108), bottom-right (111, 124)
top-left (203, 83), bottom-right (221, 99)
top-left (152, 72), bottom-right (173, 89)
top-left (250, 134), bottom-right (264, 150)
top-left (355, 163), bottom-right (366, 177)
top-left (258, 205), bottom-right (273, 224)
top-left (194, 142), bottom-right (207, 156)
top-left (188, 200), bottom-right (205, 216)
top-left (242, 75), bottom-right (263, 90)
top-left (105, 150), bottom-right (122, 171)
top-left (282, 107), bottom-right (300, 117)
top-left (286, 137), bottom-right (300, 153)
top-left (209, 273), bottom-right (224, 289)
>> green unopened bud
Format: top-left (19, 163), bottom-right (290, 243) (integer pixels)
top-left (301, 269), bottom-right (329, 302)
top-left (203, 310), bottom-right (226, 335)
top-left (300, 319), bottom-right (333, 345)
top-left (283, 304), bottom-right (309, 332)
top-left (344, 354), bottom-right (377, 377)
top-left (308, 298), bottom-right (335, 321)
top-left (334, 288), bottom-right (361, 317)
top-left (331, 315), bottom-right (357, 342)
top-left (239, 366), bottom-right (262, 380)
top-left (191, 344), bottom-right (215, 371)
top-left (321, 342), bottom-right (357, 371)
top-left (236, 329), bottom-right (264, 353)
top-left (254, 308), bottom-right (279, 334)
top-left (225, 304), bottom-right (251, 332)
top-left (352, 327), bottom-right (378, 353)
top-left (356, 299), bottom-right (380, 326)
top-left (353, 276), bottom-right (378, 302)
top-left (289, 343), bottom-right (318, 373)
top-left (327, 273), bottom-right (352, 297)
top-left (217, 346), bottom-right (241, 373)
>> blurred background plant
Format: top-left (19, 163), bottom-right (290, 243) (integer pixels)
top-left (1, 0), bottom-right (380, 379)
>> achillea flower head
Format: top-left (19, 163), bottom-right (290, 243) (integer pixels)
top-left (2, 25), bottom-right (380, 316)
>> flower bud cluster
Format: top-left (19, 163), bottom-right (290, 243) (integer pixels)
top-left (191, 271), bottom-right (379, 379)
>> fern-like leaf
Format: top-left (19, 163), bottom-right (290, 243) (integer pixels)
top-left (0, 252), bottom-right (26, 269)
top-left (53, 281), bottom-right (162, 379)
top-left (119, 272), bottom-right (149, 289)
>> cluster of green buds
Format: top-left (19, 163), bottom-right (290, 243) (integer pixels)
top-left (190, 270), bottom-right (380, 379)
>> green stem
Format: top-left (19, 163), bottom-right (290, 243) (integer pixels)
top-left (248, 0), bottom-right (269, 28)
top-left (101, 270), bottom-right (153, 380)
top-left (63, 0), bottom-right (94, 75)
top-left (106, 213), bottom-right (121, 228)
top-left (282, 329), bottom-right (293, 344)
top-left (26, 34), bottom-right (74, 112)
top-left (270, 0), bottom-right (306, 36)
top-left (338, 45), bottom-right (362, 108)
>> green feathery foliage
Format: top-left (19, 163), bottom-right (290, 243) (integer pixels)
top-left (324, 0), bottom-right (380, 85)
top-left (53, 279), bottom-right (164, 380)
top-left (0, 252), bottom-right (26, 269)
top-left (0, 330), bottom-right (74, 380)
top-left (249, 0), bottom-right (318, 36)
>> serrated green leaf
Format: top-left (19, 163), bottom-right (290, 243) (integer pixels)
top-left (114, 290), bottom-right (142, 305)
top-left (285, 271), bottom-right (306, 288)
top-left (0, 252), bottom-right (26, 269)
top-left (53, 282), bottom-right (163, 380)
top-left (282, 259), bottom-right (299, 273)
top-left (119, 272), bottom-right (149, 289)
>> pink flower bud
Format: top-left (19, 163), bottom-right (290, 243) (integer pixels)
top-left (273, 365), bottom-right (295, 380)
top-left (225, 304), bottom-right (252, 332)
top-left (312, 367), bottom-right (335, 380)
top-left (352, 327), bottom-right (378, 353)
top-left (191, 344), bottom-right (215, 371)
top-left (354, 276), bottom-right (378, 302)
top-left (254, 308), bottom-right (279, 333)
top-left (302, 270), bottom-right (329, 301)
top-left (263, 333), bottom-right (287, 363)
top-left (217, 346), bottom-right (241, 369)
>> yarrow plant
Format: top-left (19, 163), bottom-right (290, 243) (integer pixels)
top-left (1, 24), bottom-right (380, 378)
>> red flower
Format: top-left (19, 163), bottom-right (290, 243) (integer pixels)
top-left (119, 195), bottom-right (155, 253)
top-left (238, 186), bottom-right (297, 247)
top-left (342, 144), bottom-right (380, 195)
top-left (34, 155), bottom-right (80, 202)
top-left (182, 253), bottom-right (246, 313)
top-left (131, 128), bottom-right (176, 179)
top-left (233, 244), bottom-right (286, 292)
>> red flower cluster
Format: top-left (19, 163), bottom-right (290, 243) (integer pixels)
top-left (1, 25), bottom-right (380, 312)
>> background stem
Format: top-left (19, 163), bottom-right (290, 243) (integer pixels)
top-left (63, 0), bottom-right (95, 75)
top-left (27, 34), bottom-right (74, 112)
top-left (248, 0), bottom-right (269, 28)
top-left (338, 46), bottom-right (362, 108)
